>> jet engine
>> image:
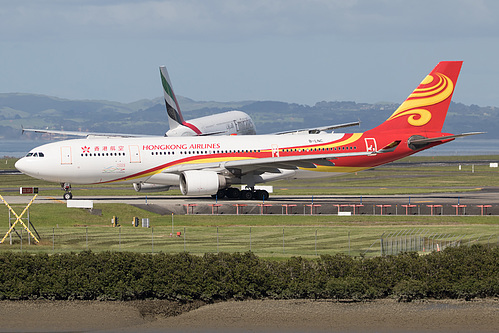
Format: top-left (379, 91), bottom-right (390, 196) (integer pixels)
top-left (133, 183), bottom-right (171, 193)
top-left (179, 170), bottom-right (227, 195)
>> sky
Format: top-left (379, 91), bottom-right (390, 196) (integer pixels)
top-left (2, 0), bottom-right (499, 107)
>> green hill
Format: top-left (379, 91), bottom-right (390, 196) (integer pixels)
top-left (0, 93), bottom-right (495, 139)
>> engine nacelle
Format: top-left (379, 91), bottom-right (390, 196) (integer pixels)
top-left (133, 183), bottom-right (171, 193)
top-left (179, 170), bottom-right (226, 195)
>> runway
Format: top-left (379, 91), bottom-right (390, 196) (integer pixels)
top-left (3, 188), bottom-right (499, 215)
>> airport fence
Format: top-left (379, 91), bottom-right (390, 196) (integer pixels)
top-left (365, 229), bottom-right (498, 256)
top-left (1, 226), bottom-right (497, 258)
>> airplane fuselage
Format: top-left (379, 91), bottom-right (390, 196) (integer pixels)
top-left (15, 130), bottom-right (443, 186)
top-left (165, 110), bottom-right (256, 136)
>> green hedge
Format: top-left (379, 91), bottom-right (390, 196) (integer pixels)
top-left (0, 245), bottom-right (497, 301)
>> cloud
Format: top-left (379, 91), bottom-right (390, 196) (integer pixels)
top-left (2, 0), bottom-right (499, 106)
top-left (2, 0), bottom-right (499, 42)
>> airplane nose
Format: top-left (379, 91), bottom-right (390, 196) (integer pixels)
top-left (15, 158), bottom-right (30, 175)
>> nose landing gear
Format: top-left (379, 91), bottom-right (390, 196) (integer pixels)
top-left (61, 183), bottom-right (73, 200)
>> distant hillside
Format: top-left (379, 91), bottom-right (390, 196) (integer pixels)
top-left (0, 93), bottom-right (496, 139)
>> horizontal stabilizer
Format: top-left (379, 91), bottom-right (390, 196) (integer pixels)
top-left (409, 132), bottom-right (485, 145)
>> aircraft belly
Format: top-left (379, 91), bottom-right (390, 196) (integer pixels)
top-left (145, 173), bottom-right (180, 185)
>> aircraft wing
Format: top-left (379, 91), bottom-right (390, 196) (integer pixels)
top-left (22, 119), bottom-right (360, 138)
top-left (165, 150), bottom-right (374, 175)
top-left (22, 128), bottom-right (155, 138)
top-left (273, 121), bottom-right (360, 135)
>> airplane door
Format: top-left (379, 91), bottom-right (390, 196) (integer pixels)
top-left (61, 146), bottom-right (72, 165)
top-left (271, 144), bottom-right (280, 157)
top-left (129, 145), bottom-right (141, 163)
top-left (364, 138), bottom-right (377, 152)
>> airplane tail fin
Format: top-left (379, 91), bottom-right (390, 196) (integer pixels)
top-left (160, 66), bottom-right (185, 130)
top-left (368, 61), bottom-right (463, 134)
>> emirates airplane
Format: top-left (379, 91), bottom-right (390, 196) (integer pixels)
top-left (160, 66), bottom-right (256, 137)
top-left (16, 61), bottom-right (480, 200)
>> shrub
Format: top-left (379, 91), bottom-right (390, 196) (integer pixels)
top-left (0, 245), bottom-right (496, 301)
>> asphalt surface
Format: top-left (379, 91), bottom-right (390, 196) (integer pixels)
top-left (3, 189), bottom-right (499, 215)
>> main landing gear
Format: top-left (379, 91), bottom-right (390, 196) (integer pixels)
top-left (61, 183), bottom-right (73, 200)
top-left (212, 187), bottom-right (269, 200)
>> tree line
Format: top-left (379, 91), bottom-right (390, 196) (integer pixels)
top-left (0, 245), bottom-right (497, 302)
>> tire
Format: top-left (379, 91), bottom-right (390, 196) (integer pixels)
top-left (240, 190), bottom-right (253, 200)
top-left (63, 192), bottom-right (73, 200)
top-left (254, 190), bottom-right (269, 201)
top-left (226, 187), bottom-right (240, 199)
top-left (211, 189), bottom-right (226, 200)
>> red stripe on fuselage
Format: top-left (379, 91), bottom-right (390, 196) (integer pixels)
top-left (182, 122), bottom-right (202, 135)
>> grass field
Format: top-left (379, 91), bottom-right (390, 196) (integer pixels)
top-left (0, 203), bottom-right (497, 258)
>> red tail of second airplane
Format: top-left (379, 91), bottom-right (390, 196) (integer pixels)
top-left (367, 61), bottom-right (463, 135)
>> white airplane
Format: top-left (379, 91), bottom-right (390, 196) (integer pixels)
top-left (16, 61), bottom-right (480, 200)
top-left (160, 66), bottom-right (257, 136)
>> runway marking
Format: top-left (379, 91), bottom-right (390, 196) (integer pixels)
top-left (48, 197), bottom-right (66, 204)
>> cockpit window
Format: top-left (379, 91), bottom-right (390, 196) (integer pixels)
top-left (25, 152), bottom-right (44, 157)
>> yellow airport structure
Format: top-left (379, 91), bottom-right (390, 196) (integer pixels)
top-left (0, 194), bottom-right (39, 244)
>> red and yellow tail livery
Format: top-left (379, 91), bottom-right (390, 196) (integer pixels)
top-left (369, 61), bottom-right (462, 134)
